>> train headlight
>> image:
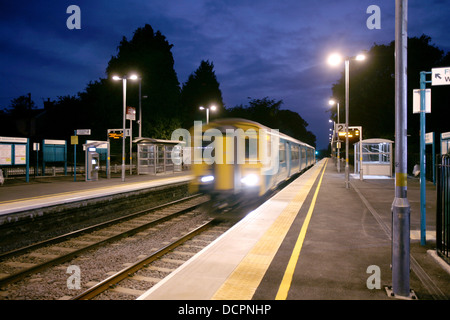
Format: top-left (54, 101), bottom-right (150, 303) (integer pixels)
top-left (200, 175), bottom-right (214, 183)
top-left (241, 174), bottom-right (259, 187)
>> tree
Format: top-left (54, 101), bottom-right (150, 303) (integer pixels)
top-left (180, 60), bottom-right (224, 127)
top-left (106, 24), bottom-right (181, 137)
top-left (76, 78), bottom-right (122, 139)
top-left (35, 95), bottom-right (83, 140)
top-left (2, 94), bottom-right (38, 137)
top-left (328, 42), bottom-right (395, 140)
top-left (328, 34), bottom-right (449, 150)
top-left (225, 97), bottom-right (316, 147)
top-left (7, 94), bottom-right (36, 116)
top-left (30, 24), bottom-right (183, 141)
top-left (226, 97), bottom-right (282, 128)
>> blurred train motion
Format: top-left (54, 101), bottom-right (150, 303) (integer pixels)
top-left (188, 118), bottom-right (315, 214)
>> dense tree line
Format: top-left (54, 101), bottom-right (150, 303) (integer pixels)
top-left (0, 23), bottom-right (316, 149)
top-left (328, 34), bottom-right (450, 154)
top-left (225, 97), bottom-right (316, 147)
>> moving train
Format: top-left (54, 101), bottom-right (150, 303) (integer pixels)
top-left (188, 118), bottom-right (315, 212)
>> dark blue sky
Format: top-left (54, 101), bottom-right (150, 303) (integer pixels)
top-left (1, 0), bottom-right (449, 149)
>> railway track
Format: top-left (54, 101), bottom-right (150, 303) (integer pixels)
top-left (0, 194), bottom-right (208, 290)
top-left (72, 219), bottom-right (229, 300)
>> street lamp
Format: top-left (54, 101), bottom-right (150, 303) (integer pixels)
top-left (137, 77), bottom-right (143, 138)
top-left (329, 99), bottom-right (341, 172)
top-left (112, 73), bottom-right (139, 182)
top-left (355, 54), bottom-right (366, 61)
top-left (199, 105), bottom-right (217, 124)
top-left (328, 53), bottom-right (366, 188)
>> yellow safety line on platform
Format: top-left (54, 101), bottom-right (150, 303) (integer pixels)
top-left (211, 159), bottom-right (328, 300)
top-left (275, 159), bottom-right (327, 300)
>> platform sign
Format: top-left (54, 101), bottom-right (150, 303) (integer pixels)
top-left (108, 129), bottom-right (124, 139)
top-left (413, 89), bottom-right (431, 113)
top-left (425, 132), bottom-right (433, 145)
top-left (126, 106), bottom-right (136, 121)
top-left (336, 123), bottom-right (346, 133)
top-left (0, 136), bottom-right (30, 182)
top-left (432, 67), bottom-right (450, 86)
top-left (0, 144), bottom-right (12, 165)
top-left (76, 129), bottom-right (91, 135)
top-left (14, 144), bottom-right (27, 165)
top-left (71, 136), bottom-right (79, 145)
top-left (0, 137), bottom-right (28, 166)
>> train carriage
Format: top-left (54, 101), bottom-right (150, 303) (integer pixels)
top-left (188, 118), bottom-right (315, 210)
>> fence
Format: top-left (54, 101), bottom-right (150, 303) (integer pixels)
top-left (436, 154), bottom-right (450, 264)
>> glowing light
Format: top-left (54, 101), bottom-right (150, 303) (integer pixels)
top-left (241, 174), bottom-right (259, 187)
top-left (327, 53), bottom-right (342, 66)
top-left (200, 175), bottom-right (214, 183)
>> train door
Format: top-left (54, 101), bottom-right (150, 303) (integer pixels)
top-left (278, 140), bottom-right (288, 182)
top-left (212, 134), bottom-right (234, 192)
top-left (286, 142), bottom-right (291, 177)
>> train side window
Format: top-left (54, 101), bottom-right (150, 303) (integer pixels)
top-left (279, 143), bottom-right (285, 163)
top-left (245, 137), bottom-right (258, 162)
top-left (202, 136), bottom-right (215, 158)
top-left (291, 145), bottom-right (299, 161)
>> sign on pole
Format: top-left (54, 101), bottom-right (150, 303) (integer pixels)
top-left (432, 67), bottom-right (450, 86)
top-left (108, 129), bottom-right (124, 139)
top-left (336, 123), bottom-right (345, 133)
top-left (71, 136), bottom-right (79, 145)
top-left (73, 129), bottom-right (89, 182)
top-left (413, 89), bottom-right (431, 113)
top-left (76, 129), bottom-right (91, 135)
top-left (425, 132), bottom-right (433, 145)
top-left (126, 106), bottom-right (136, 120)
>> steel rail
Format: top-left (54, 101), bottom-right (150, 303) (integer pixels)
top-left (0, 197), bottom-right (207, 288)
top-left (71, 219), bottom-right (215, 300)
top-left (0, 194), bottom-right (202, 261)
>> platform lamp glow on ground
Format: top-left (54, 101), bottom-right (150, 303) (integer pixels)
top-left (327, 53), bottom-right (366, 188)
top-left (112, 74), bottom-right (139, 182)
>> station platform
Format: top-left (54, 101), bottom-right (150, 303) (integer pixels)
top-left (0, 172), bottom-right (193, 218)
top-left (138, 158), bottom-right (450, 300)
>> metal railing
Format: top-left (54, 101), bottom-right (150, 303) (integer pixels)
top-left (436, 154), bottom-right (450, 264)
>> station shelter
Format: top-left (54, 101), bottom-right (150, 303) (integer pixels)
top-left (354, 138), bottom-right (394, 178)
top-left (42, 139), bottom-right (67, 176)
top-left (134, 138), bottom-right (184, 175)
top-left (441, 132), bottom-right (450, 155)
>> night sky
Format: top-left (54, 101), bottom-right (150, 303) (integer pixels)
top-left (1, 0), bottom-right (450, 149)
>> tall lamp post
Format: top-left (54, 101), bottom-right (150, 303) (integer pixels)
top-left (138, 77), bottom-right (142, 138)
top-left (328, 53), bottom-right (366, 188)
top-left (329, 99), bottom-right (340, 172)
top-left (199, 105), bottom-right (217, 124)
top-left (112, 74), bottom-right (138, 182)
top-left (391, 0), bottom-right (412, 298)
